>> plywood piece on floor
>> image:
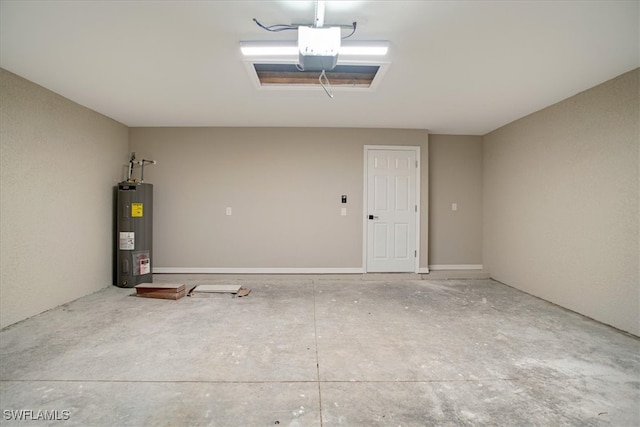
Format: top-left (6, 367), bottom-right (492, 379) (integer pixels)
top-left (134, 283), bottom-right (186, 300)
top-left (191, 284), bottom-right (242, 294)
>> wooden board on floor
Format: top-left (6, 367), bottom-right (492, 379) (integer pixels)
top-left (134, 290), bottom-right (186, 300)
top-left (134, 283), bottom-right (186, 300)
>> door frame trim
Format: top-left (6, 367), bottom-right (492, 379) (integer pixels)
top-left (362, 145), bottom-right (421, 273)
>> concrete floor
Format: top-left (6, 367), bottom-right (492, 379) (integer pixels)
top-left (1, 275), bottom-right (638, 426)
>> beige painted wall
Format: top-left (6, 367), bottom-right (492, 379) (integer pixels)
top-left (129, 127), bottom-right (429, 271)
top-left (428, 135), bottom-right (483, 268)
top-left (483, 68), bottom-right (639, 335)
top-left (0, 69), bottom-right (129, 328)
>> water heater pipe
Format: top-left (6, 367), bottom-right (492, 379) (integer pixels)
top-left (127, 152), bottom-right (136, 181)
top-left (138, 159), bottom-right (157, 182)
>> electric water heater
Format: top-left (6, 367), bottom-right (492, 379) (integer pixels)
top-left (115, 182), bottom-right (153, 287)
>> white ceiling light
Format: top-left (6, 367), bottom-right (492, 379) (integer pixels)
top-left (240, 42), bottom-right (298, 57)
top-left (241, 0), bottom-right (390, 97)
top-left (240, 41), bottom-right (389, 58)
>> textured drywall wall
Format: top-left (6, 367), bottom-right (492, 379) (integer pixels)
top-left (428, 135), bottom-right (483, 268)
top-left (483, 68), bottom-right (639, 335)
top-left (128, 127), bottom-right (429, 271)
top-left (0, 68), bottom-right (128, 328)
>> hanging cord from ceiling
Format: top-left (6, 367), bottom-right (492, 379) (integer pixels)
top-left (252, 18), bottom-right (297, 32)
top-left (252, 18), bottom-right (357, 39)
top-left (341, 22), bottom-right (357, 39)
top-left (318, 70), bottom-right (334, 98)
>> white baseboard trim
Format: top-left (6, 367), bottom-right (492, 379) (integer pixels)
top-left (428, 264), bottom-right (484, 271)
top-left (153, 267), bottom-right (366, 275)
top-left (418, 267), bottom-right (430, 274)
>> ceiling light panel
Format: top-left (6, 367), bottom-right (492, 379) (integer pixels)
top-left (240, 40), bottom-right (389, 58)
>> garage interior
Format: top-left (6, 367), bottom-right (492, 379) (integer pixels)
top-left (0, 1), bottom-right (638, 426)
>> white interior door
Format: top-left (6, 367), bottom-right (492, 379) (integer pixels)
top-left (365, 147), bottom-right (419, 272)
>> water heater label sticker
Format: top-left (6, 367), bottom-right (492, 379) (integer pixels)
top-left (139, 258), bottom-right (150, 275)
top-left (133, 251), bottom-right (150, 276)
top-left (131, 203), bottom-right (143, 217)
top-left (119, 232), bottom-right (134, 250)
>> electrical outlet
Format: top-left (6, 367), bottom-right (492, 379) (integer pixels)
top-left (226, 207), bottom-right (232, 216)
top-left (452, 203), bottom-right (458, 211)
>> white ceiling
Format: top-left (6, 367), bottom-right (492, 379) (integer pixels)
top-left (1, 0), bottom-right (638, 135)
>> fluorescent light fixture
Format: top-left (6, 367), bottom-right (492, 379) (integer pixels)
top-left (240, 40), bottom-right (388, 57)
top-left (240, 42), bottom-right (297, 56)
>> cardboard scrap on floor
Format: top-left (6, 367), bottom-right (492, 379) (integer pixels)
top-left (133, 283), bottom-right (186, 300)
top-left (188, 284), bottom-right (251, 298)
top-left (236, 287), bottom-right (251, 297)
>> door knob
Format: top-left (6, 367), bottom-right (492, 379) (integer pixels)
top-left (368, 215), bottom-right (379, 220)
